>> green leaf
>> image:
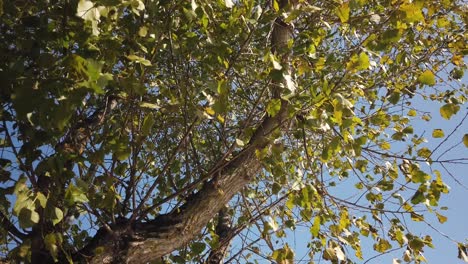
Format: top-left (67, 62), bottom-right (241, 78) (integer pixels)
top-left (52, 207), bottom-right (64, 226)
top-left (65, 184), bottom-right (89, 206)
top-left (310, 216), bottom-right (320, 237)
top-left (374, 238), bottom-right (392, 253)
top-left (126, 55), bottom-right (152, 66)
top-left (44, 233), bottom-right (62, 262)
top-left (335, 2), bottom-right (350, 23)
top-left (266, 99), bottom-right (282, 117)
top-left (408, 109), bottom-right (417, 117)
top-left (432, 129), bottom-right (444, 138)
top-left (141, 114), bottom-right (155, 137)
top-left (347, 52), bottom-right (370, 71)
top-left (440, 103), bottom-right (460, 120)
top-left (272, 245), bottom-right (294, 263)
top-left (18, 208), bottom-right (40, 229)
top-left (410, 189), bottom-right (425, 204)
top-left (418, 70), bottom-right (436, 86)
top-left (36, 192), bottom-right (48, 208)
top-left (139, 102), bottom-right (160, 109)
top-left (272, 0), bottom-right (279, 12)
top-left (113, 140), bottom-right (132, 161)
top-left (190, 242), bottom-right (206, 255)
top-left (418, 147), bottom-right (432, 159)
top-left (400, 2), bottom-right (424, 23)
top-left (409, 237), bottom-right (425, 252)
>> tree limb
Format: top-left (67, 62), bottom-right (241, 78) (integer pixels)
top-left (0, 211), bottom-right (27, 240)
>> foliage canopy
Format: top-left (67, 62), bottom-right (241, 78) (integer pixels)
top-left (0, 0), bottom-right (467, 263)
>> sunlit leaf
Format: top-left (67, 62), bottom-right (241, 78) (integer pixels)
top-left (335, 2), bottom-right (350, 23)
top-left (266, 99), bottom-right (282, 117)
top-left (51, 207), bottom-right (64, 226)
top-left (440, 103), bottom-right (460, 120)
top-left (432, 129), bottom-right (444, 138)
top-left (418, 70), bottom-right (436, 86)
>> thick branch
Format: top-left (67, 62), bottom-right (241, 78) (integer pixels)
top-left (0, 211), bottom-right (27, 240)
top-left (206, 206), bottom-right (232, 264)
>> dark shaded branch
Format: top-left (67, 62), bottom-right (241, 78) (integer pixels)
top-left (0, 211), bottom-right (27, 240)
top-left (206, 206), bottom-right (232, 264)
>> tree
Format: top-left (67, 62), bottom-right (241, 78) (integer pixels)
top-left (0, 0), bottom-right (467, 263)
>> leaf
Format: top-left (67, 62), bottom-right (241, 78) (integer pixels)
top-left (435, 212), bottom-right (447, 224)
top-left (418, 70), bottom-right (436, 86)
top-left (52, 207), bottom-right (64, 226)
top-left (268, 217), bottom-right (279, 231)
top-left (335, 246), bottom-right (346, 261)
top-left (272, 0), bottom-right (279, 12)
top-left (335, 2), bottom-right (350, 23)
top-left (409, 237), bottom-right (425, 252)
top-left (191, 0), bottom-right (198, 11)
top-left (76, 0), bottom-right (103, 35)
top-left (440, 103), bottom-right (460, 120)
top-left (323, 247), bottom-right (337, 261)
top-left (139, 102), bottom-right (160, 109)
top-left (463, 134), bottom-right (468, 148)
top-left (266, 99), bottom-right (282, 117)
top-left (65, 184), bottom-right (89, 206)
top-left (204, 107), bottom-right (215, 116)
top-left (347, 52), bottom-right (370, 71)
top-left (224, 0), bottom-right (234, 8)
top-left (18, 207), bottom-right (40, 228)
top-left (374, 238), bottom-right (392, 253)
top-left (36, 192), bottom-right (47, 208)
top-left (432, 129), bottom-right (444, 138)
top-left (269, 54), bottom-right (282, 70)
top-left (141, 114), bottom-right (155, 137)
top-left (284, 74), bottom-right (296, 93)
top-left (400, 2), bottom-right (424, 23)
top-left (44, 233), bottom-right (62, 262)
top-left (76, 0), bottom-right (98, 21)
top-left (115, 146), bottom-right (131, 161)
top-left (126, 55), bottom-right (152, 66)
top-left (138, 26), bottom-right (148, 37)
top-left (190, 242), bottom-right (206, 255)
top-left (418, 147), bottom-right (432, 159)
top-left (310, 216), bottom-right (320, 237)
top-left (272, 245), bottom-right (294, 263)
top-left (458, 244), bottom-right (468, 262)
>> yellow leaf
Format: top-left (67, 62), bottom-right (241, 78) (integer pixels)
top-left (463, 134), bottom-right (468, 148)
top-left (400, 2), bottom-right (424, 23)
top-left (435, 212), bottom-right (447, 223)
top-left (418, 70), bottom-right (436, 86)
top-left (452, 55), bottom-right (463, 66)
top-left (204, 107), bottom-right (215, 116)
top-left (432, 129), bottom-right (444, 138)
top-left (335, 2), bottom-right (350, 23)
